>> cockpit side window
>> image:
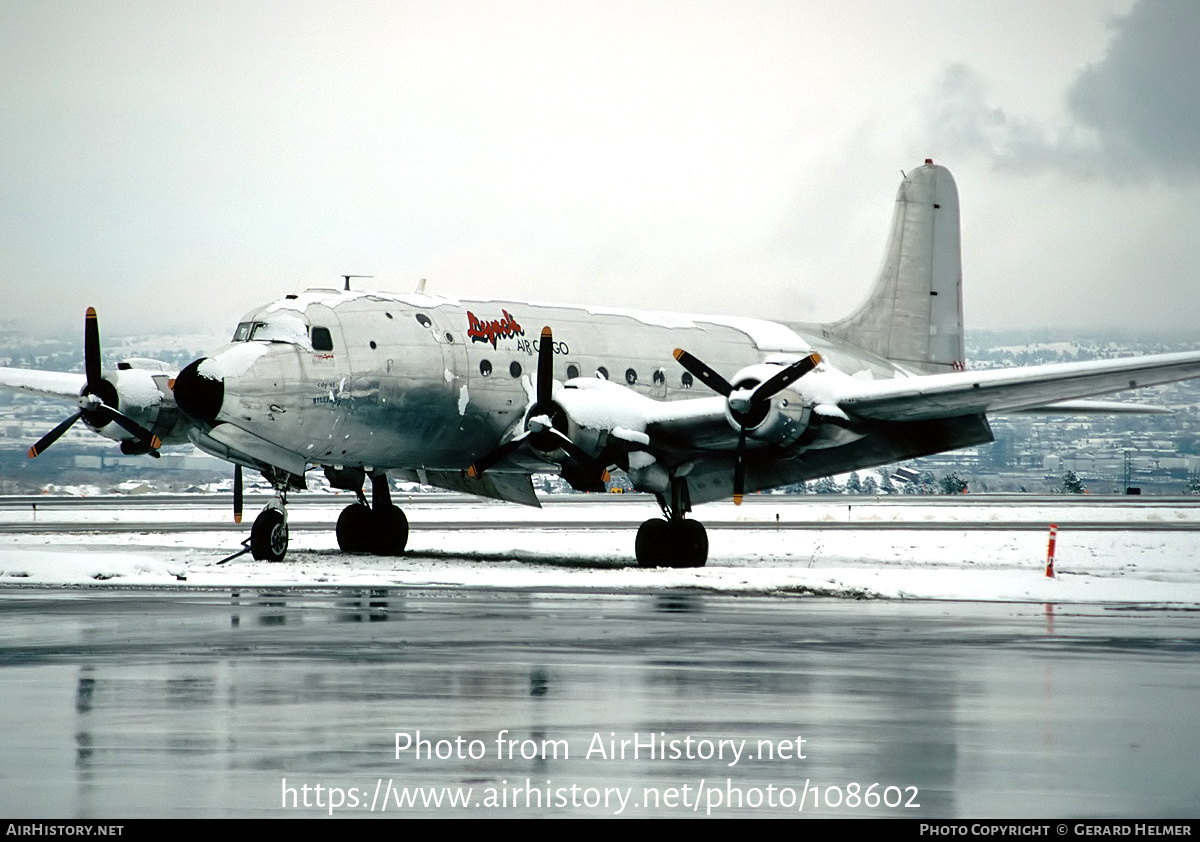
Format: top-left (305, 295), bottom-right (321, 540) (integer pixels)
top-left (311, 326), bottom-right (334, 352)
top-left (233, 322), bottom-right (253, 342)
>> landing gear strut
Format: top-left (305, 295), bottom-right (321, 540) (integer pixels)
top-left (336, 474), bottom-right (408, 555)
top-left (636, 479), bottom-right (708, 568)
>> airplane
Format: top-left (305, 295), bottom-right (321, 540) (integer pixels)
top-left (5, 159), bottom-right (1200, 568)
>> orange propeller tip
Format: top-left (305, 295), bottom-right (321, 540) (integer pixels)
top-left (733, 494), bottom-right (743, 506)
top-left (466, 465), bottom-right (479, 479)
top-left (541, 326), bottom-right (552, 337)
top-left (672, 348), bottom-right (684, 360)
top-left (85, 307), bottom-right (97, 318)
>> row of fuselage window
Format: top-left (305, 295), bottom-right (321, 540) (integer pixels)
top-left (238, 318), bottom-right (702, 390)
top-left (477, 358), bottom-right (694, 390)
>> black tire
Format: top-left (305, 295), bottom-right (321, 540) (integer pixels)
top-left (372, 505), bottom-right (409, 556)
top-left (635, 518), bottom-right (708, 568)
top-left (250, 507), bottom-right (289, 562)
top-left (675, 519), bottom-right (708, 568)
top-left (336, 504), bottom-right (373, 553)
top-left (635, 519), bottom-right (670, 567)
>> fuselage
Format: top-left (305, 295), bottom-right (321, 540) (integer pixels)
top-left (176, 287), bottom-right (910, 475)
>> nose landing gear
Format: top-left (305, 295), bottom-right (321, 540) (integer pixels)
top-left (250, 498), bottom-right (289, 562)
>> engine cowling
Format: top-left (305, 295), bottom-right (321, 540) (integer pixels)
top-left (723, 363), bottom-right (812, 447)
top-left (90, 366), bottom-right (186, 452)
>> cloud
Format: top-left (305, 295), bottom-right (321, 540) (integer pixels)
top-left (922, 0), bottom-right (1200, 181)
top-left (1068, 0), bottom-right (1200, 174)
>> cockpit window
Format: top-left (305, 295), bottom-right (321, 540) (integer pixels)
top-left (231, 316), bottom-right (313, 346)
top-left (311, 326), bottom-right (334, 352)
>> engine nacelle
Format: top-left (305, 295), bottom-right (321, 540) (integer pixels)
top-left (86, 366), bottom-right (187, 450)
top-left (723, 363), bottom-right (812, 447)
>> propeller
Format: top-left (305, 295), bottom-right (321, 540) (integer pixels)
top-left (27, 308), bottom-right (163, 459)
top-left (233, 464), bottom-right (243, 524)
top-left (467, 326), bottom-right (610, 490)
top-left (673, 349), bottom-right (822, 504)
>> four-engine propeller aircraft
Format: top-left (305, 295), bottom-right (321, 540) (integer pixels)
top-left (5, 161), bottom-right (1200, 567)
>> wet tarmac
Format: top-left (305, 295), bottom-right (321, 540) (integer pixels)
top-left (1, 587), bottom-right (1197, 818)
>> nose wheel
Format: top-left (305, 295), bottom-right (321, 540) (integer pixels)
top-left (250, 501), bottom-right (289, 562)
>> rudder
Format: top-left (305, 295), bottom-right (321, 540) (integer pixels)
top-left (823, 160), bottom-right (964, 374)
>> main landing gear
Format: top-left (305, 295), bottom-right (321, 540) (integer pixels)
top-left (336, 474), bottom-right (408, 556)
top-left (635, 480), bottom-right (708, 569)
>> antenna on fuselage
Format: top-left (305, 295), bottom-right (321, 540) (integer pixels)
top-left (415, 278), bottom-right (427, 294)
top-left (341, 274), bottom-right (374, 291)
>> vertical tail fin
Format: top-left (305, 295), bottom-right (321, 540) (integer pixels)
top-left (823, 160), bottom-right (964, 374)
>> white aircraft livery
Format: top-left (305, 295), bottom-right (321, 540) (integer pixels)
top-left (5, 161), bottom-right (1200, 567)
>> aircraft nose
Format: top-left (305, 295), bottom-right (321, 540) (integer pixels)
top-left (173, 358), bottom-right (224, 426)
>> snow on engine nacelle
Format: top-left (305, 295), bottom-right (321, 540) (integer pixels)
top-left (724, 362), bottom-right (812, 446)
top-left (99, 363), bottom-right (185, 454)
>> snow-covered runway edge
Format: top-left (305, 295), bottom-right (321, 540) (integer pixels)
top-left (1, 496), bottom-right (1198, 605)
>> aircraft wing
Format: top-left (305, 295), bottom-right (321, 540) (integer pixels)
top-left (835, 350), bottom-right (1200, 422)
top-left (0, 367), bottom-right (85, 401)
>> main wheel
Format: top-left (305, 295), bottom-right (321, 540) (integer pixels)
top-left (636, 519), bottom-right (708, 568)
top-left (372, 504), bottom-right (409, 556)
top-left (250, 507), bottom-right (289, 562)
top-left (636, 518), bottom-right (670, 567)
top-left (337, 503), bottom-right (373, 553)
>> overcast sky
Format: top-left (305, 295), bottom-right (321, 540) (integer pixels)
top-left (2, 0), bottom-right (1198, 342)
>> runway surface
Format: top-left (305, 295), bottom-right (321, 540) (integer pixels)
top-left (1, 588), bottom-right (1198, 818)
top-left (1, 495), bottom-right (1197, 818)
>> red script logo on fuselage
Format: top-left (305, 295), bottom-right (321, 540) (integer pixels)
top-left (467, 310), bottom-right (525, 349)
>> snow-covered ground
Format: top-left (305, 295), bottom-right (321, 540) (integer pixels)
top-left (2, 496), bottom-right (1198, 604)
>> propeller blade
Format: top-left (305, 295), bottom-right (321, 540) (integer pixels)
top-left (733, 426), bottom-right (747, 506)
top-left (28, 412), bottom-right (83, 458)
top-left (84, 306), bottom-right (102, 389)
top-left (536, 326), bottom-right (554, 411)
top-left (546, 428), bottom-right (611, 485)
top-left (749, 352), bottom-right (821, 405)
top-left (233, 465), bottom-right (243, 524)
top-left (466, 434), bottom-right (529, 479)
top-left (673, 348), bottom-right (734, 397)
top-left (95, 405), bottom-right (162, 451)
